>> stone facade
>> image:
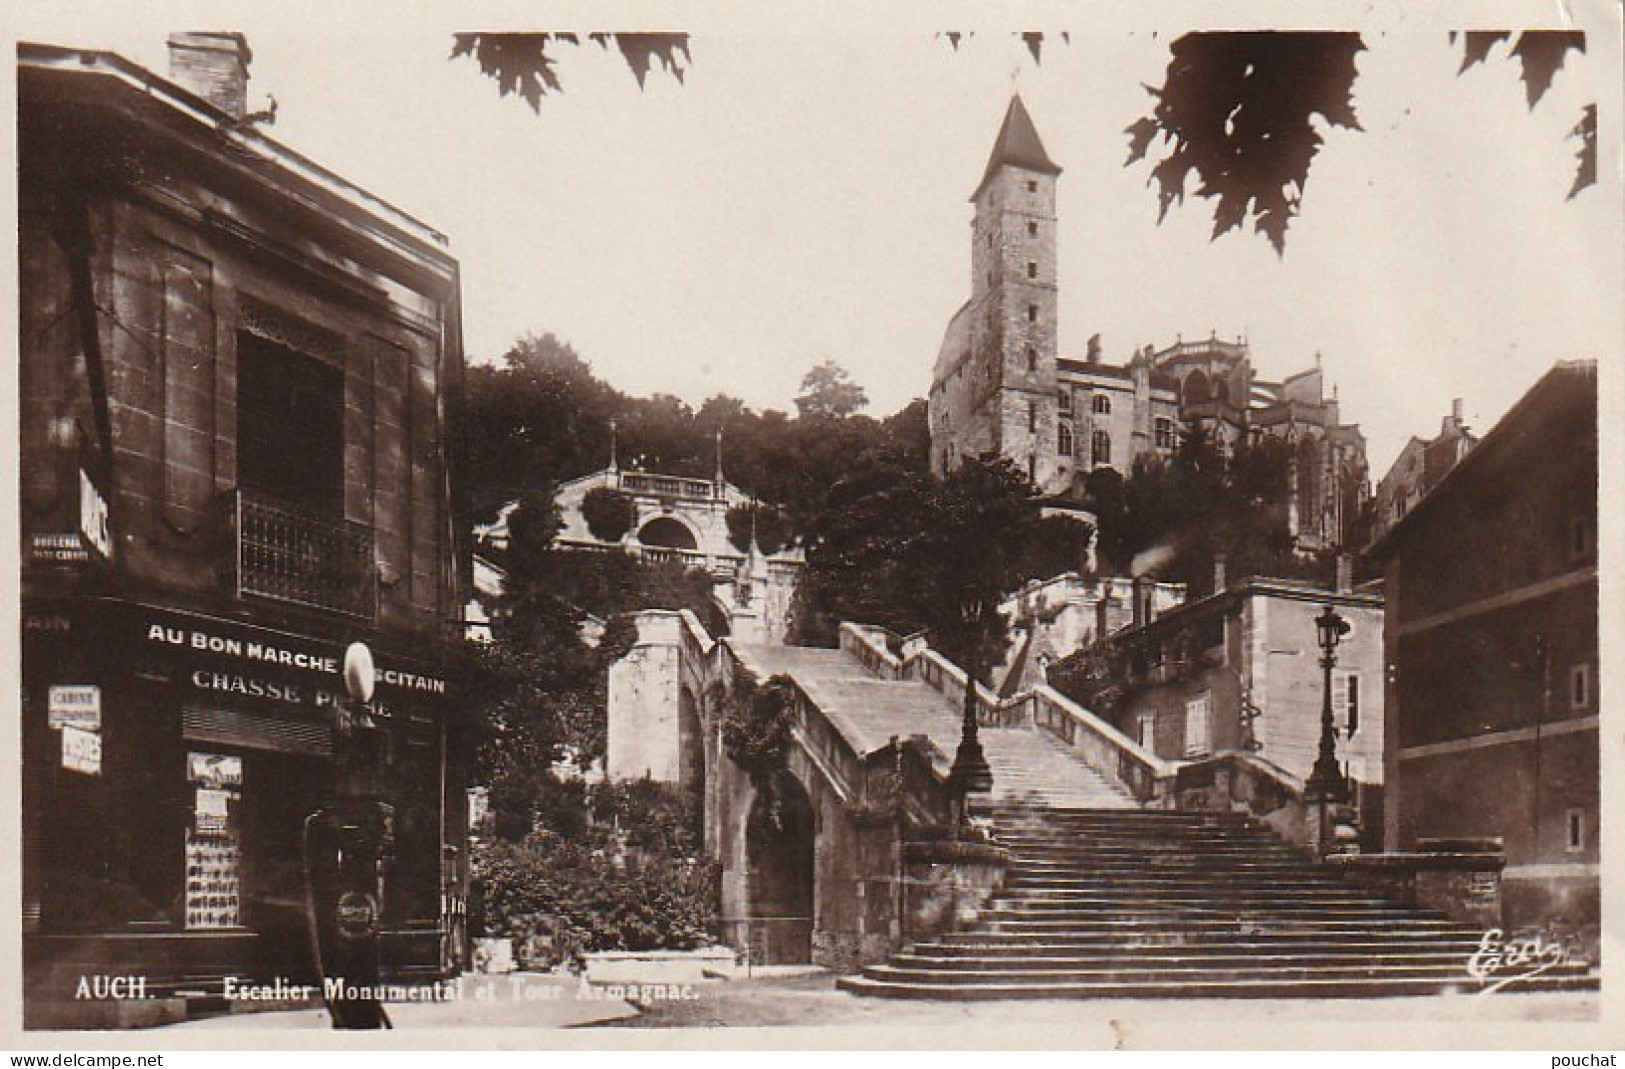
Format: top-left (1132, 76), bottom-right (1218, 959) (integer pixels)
top-left (605, 610), bottom-right (711, 788)
top-left (1371, 398), bottom-right (1476, 542)
top-left (1370, 362), bottom-right (1598, 951)
top-left (929, 96), bottom-right (1371, 550)
top-left (1073, 578), bottom-right (1386, 842)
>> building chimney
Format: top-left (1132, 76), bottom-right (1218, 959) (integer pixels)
top-left (1095, 592), bottom-right (1114, 642)
top-left (167, 33), bottom-right (252, 121)
top-left (1213, 554), bottom-right (1227, 594)
top-left (1444, 397), bottom-right (1464, 434)
top-left (1335, 553), bottom-right (1353, 594)
top-left (1131, 577), bottom-right (1148, 630)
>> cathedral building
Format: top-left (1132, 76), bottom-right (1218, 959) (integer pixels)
top-left (929, 96), bottom-right (1371, 550)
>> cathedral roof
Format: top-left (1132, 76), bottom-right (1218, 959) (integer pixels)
top-left (973, 94), bottom-right (1061, 199)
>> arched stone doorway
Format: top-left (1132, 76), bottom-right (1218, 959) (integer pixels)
top-left (678, 686), bottom-right (704, 800)
top-left (637, 515), bottom-right (698, 550)
top-left (744, 771), bottom-right (815, 964)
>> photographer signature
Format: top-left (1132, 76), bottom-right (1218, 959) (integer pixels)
top-left (1466, 927), bottom-right (1568, 994)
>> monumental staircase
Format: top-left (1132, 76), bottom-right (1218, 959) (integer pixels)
top-left (839, 805), bottom-right (1596, 999)
top-left (724, 624), bottom-right (1594, 998)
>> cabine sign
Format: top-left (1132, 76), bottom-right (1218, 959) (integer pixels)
top-left (47, 685), bottom-right (101, 731)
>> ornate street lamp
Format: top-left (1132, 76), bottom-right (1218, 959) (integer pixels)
top-left (948, 647), bottom-right (993, 832)
top-left (1305, 604), bottom-right (1351, 804)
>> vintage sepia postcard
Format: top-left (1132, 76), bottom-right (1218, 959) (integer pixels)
top-left (5, 0), bottom-right (1622, 1053)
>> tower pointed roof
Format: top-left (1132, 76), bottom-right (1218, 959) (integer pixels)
top-left (973, 94), bottom-right (1061, 199)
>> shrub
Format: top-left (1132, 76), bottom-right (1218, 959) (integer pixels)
top-left (582, 487), bottom-right (637, 542)
top-left (469, 777), bottom-right (718, 970)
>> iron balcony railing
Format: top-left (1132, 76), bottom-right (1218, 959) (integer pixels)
top-left (234, 489), bottom-right (377, 619)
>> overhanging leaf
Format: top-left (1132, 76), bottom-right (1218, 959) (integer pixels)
top-left (1568, 103), bottom-right (1597, 199)
top-left (1455, 31), bottom-right (1510, 73)
top-left (452, 32), bottom-right (691, 110)
top-left (1124, 32), bottom-right (1365, 255)
top-left (1510, 30), bottom-right (1585, 108)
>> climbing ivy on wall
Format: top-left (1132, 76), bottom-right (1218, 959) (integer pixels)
top-left (720, 669), bottom-right (798, 779)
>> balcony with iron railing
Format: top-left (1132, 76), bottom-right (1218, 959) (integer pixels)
top-left (233, 488), bottom-right (376, 619)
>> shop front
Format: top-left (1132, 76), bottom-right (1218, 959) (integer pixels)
top-left (22, 596), bottom-right (463, 1020)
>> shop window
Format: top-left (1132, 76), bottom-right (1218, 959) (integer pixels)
top-left (185, 753), bottom-right (243, 930)
top-left (237, 331), bottom-right (344, 516)
top-left (1570, 663), bottom-right (1590, 709)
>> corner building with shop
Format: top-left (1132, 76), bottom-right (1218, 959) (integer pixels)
top-left (19, 36), bottom-right (468, 1026)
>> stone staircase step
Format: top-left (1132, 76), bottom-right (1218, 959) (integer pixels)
top-left (837, 972), bottom-right (1598, 1000)
top-left (846, 804), bottom-right (1594, 1001)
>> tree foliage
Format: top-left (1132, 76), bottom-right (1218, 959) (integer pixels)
top-left (1079, 424), bottom-right (1339, 597)
top-left (450, 33), bottom-right (690, 112)
top-left (581, 486), bottom-right (636, 542)
top-left (470, 778), bottom-right (716, 969)
top-left (1125, 32), bottom-right (1365, 255)
top-left (794, 358), bottom-right (870, 419)
top-left (460, 334), bottom-right (929, 541)
top-left (725, 501), bottom-right (792, 555)
top-left (449, 30), bottom-right (1599, 253)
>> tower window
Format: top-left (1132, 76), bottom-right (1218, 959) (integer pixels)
top-left (1026, 347), bottom-right (1036, 371)
top-left (1028, 220), bottom-right (1038, 237)
top-left (1028, 401), bottom-right (1038, 433)
top-left (1026, 179), bottom-right (1037, 193)
top-left (1092, 395), bottom-right (1111, 415)
top-left (1058, 423), bottom-right (1073, 456)
top-left (1092, 430), bottom-right (1112, 465)
top-left (1027, 303), bottom-right (1037, 323)
top-left (1027, 261), bottom-right (1037, 279)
